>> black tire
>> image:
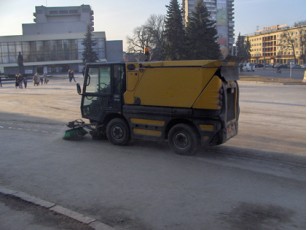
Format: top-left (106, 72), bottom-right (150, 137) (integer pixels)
top-left (106, 118), bottom-right (130, 145)
top-left (168, 124), bottom-right (200, 155)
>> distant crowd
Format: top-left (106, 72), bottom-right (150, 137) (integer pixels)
top-left (14, 73), bottom-right (49, 89)
top-left (0, 69), bottom-right (78, 89)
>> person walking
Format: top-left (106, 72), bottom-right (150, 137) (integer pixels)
top-left (23, 76), bottom-right (27, 88)
top-left (15, 73), bottom-right (23, 89)
top-left (33, 72), bottom-right (40, 86)
top-left (68, 69), bottom-right (72, 82)
top-left (71, 70), bottom-right (76, 82)
top-left (15, 74), bottom-right (19, 88)
top-left (68, 69), bottom-right (76, 82)
top-left (18, 74), bottom-right (23, 89)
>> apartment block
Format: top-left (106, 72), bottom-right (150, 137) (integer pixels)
top-left (247, 24), bottom-right (306, 65)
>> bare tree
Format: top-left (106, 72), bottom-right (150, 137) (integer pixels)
top-left (144, 15), bottom-right (165, 60)
top-left (126, 15), bottom-right (165, 60)
top-left (279, 31), bottom-right (297, 63)
top-left (127, 26), bottom-right (150, 54)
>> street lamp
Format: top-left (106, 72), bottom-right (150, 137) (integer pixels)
top-left (262, 37), bottom-right (267, 68)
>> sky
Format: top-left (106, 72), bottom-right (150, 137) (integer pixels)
top-left (0, 0), bottom-right (306, 50)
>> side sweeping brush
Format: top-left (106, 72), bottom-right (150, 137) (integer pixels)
top-left (63, 119), bottom-right (88, 140)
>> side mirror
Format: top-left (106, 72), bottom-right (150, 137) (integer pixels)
top-left (76, 83), bottom-right (82, 95)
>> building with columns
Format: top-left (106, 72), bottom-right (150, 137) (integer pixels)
top-left (0, 5), bottom-right (123, 75)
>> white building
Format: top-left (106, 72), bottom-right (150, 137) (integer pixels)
top-left (0, 5), bottom-right (123, 75)
top-left (182, 0), bottom-right (235, 57)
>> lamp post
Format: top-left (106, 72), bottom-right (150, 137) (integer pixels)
top-left (262, 37), bottom-right (266, 68)
top-left (289, 61), bottom-right (294, 78)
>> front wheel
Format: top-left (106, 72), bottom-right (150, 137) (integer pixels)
top-left (106, 118), bottom-right (130, 145)
top-left (168, 124), bottom-right (200, 155)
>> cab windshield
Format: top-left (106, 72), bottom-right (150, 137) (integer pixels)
top-left (86, 66), bottom-right (111, 94)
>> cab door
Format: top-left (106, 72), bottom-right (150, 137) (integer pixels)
top-left (81, 64), bottom-right (112, 122)
top-left (111, 64), bottom-right (125, 111)
top-left (81, 64), bottom-right (125, 123)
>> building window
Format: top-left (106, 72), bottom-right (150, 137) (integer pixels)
top-left (0, 43), bottom-right (8, 64)
top-left (69, 10), bottom-right (78, 14)
top-left (77, 39), bottom-right (84, 60)
top-left (59, 10), bottom-right (68, 14)
top-left (69, 39), bottom-right (78, 60)
top-left (42, 40), bottom-right (51, 60)
top-left (8, 42), bottom-right (16, 63)
top-left (55, 40), bottom-right (64, 60)
top-left (49, 10), bottom-right (58, 15)
top-left (36, 41), bottom-right (44, 61)
top-left (29, 41), bottom-right (37, 62)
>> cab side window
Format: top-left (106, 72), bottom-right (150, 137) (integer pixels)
top-left (99, 66), bottom-right (111, 94)
top-left (86, 67), bottom-right (99, 93)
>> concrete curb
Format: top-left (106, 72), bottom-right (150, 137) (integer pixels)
top-left (0, 185), bottom-right (114, 230)
top-left (239, 75), bottom-right (306, 85)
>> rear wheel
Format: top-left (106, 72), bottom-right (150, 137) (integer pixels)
top-left (106, 118), bottom-right (130, 145)
top-left (168, 124), bottom-right (200, 155)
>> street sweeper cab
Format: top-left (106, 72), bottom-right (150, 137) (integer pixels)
top-left (74, 60), bottom-right (239, 155)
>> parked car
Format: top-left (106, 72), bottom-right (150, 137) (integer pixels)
top-left (255, 63), bottom-right (264, 68)
top-left (292, 64), bottom-right (302, 69)
top-left (241, 63), bottom-right (255, 72)
top-left (274, 64), bottom-right (288, 69)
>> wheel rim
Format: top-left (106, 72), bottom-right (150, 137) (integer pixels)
top-left (111, 125), bottom-right (124, 140)
top-left (173, 132), bottom-right (190, 149)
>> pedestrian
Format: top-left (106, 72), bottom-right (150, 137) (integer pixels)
top-left (71, 70), bottom-right (76, 82)
top-left (44, 74), bottom-right (49, 84)
top-left (15, 74), bottom-right (23, 89)
top-left (33, 72), bottom-right (40, 86)
top-left (239, 63), bottom-right (243, 72)
top-left (68, 69), bottom-right (72, 82)
top-left (18, 74), bottom-right (23, 89)
top-left (15, 74), bottom-right (19, 89)
top-left (23, 76), bottom-right (27, 88)
top-left (0, 76), bottom-right (2, 87)
top-left (40, 76), bottom-right (44, 85)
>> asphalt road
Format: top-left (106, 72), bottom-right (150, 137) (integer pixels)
top-left (0, 76), bottom-right (305, 230)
